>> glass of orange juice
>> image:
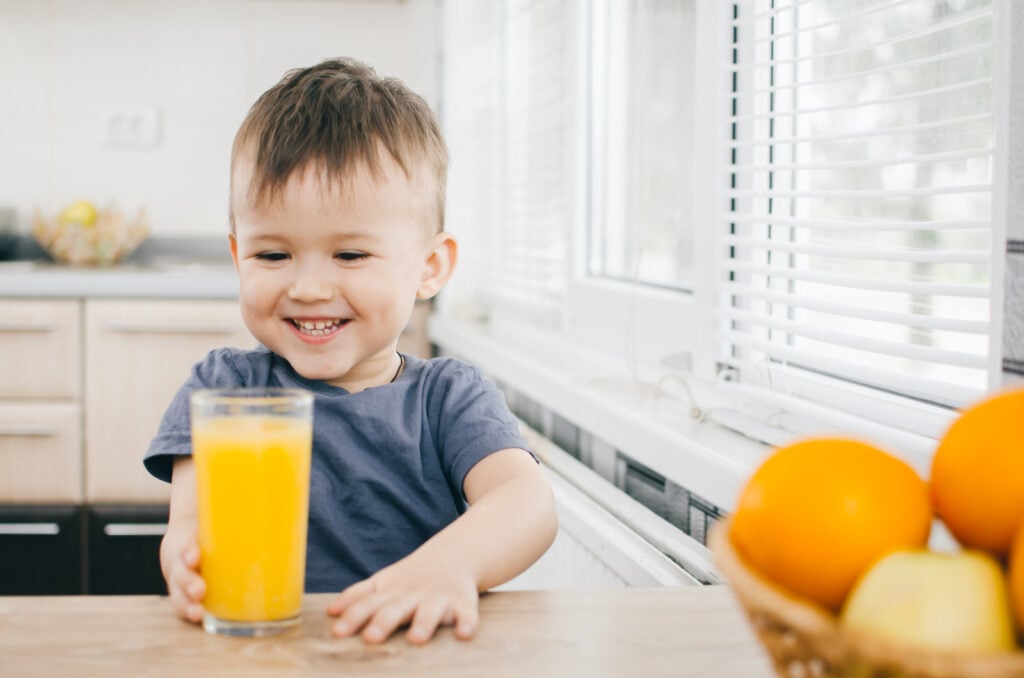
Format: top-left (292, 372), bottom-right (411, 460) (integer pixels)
top-left (190, 388), bottom-right (314, 637)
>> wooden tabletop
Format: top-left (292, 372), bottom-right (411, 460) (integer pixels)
top-left (0, 586), bottom-right (773, 677)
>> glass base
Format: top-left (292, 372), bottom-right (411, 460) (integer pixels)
top-left (203, 612), bottom-right (300, 637)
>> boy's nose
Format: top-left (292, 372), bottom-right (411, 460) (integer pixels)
top-left (288, 269), bottom-right (335, 302)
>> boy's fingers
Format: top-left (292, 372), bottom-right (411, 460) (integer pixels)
top-left (167, 563), bottom-right (205, 624)
top-left (184, 602), bottom-right (205, 624)
top-left (168, 580), bottom-right (202, 623)
top-left (326, 578), bottom-right (375, 616)
top-left (330, 591), bottom-right (386, 637)
top-left (168, 583), bottom-right (188, 616)
top-left (362, 596), bottom-right (417, 645)
top-left (183, 542), bottom-right (201, 568)
top-left (451, 600), bottom-right (479, 640)
top-left (406, 597), bottom-right (448, 644)
top-left (171, 564), bottom-right (201, 598)
top-left (186, 576), bottom-right (206, 601)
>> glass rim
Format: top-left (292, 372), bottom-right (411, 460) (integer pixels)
top-left (190, 387), bottom-right (314, 407)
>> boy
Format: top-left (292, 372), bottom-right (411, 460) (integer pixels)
top-left (143, 58), bottom-right (558, 645)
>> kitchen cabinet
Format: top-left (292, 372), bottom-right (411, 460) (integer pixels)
top-left (86, 504), bottom-right (168, 595)
top-left (0, 299), bottom-right (83, 503)
top-left (84, 299), bottom-right (254, 503)
top-left (0, 402), bottom-right (82, 503)
top-left (0, 298), bottom-right (81, 400)
top-left (0, 505), bottom-right (169, 596)
top-left (0, 301), bottom-right (85, 594)
top-left (0, 505), bottom-right (84, 595)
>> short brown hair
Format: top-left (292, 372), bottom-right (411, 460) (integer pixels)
top-left (231, 57), bottom-right (448, 231)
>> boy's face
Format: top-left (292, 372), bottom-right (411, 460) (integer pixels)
top-left (229, 156), bottom-right (453, 391)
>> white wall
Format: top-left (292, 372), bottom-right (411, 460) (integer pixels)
top-left (0, 0), bottom-right (438, 237)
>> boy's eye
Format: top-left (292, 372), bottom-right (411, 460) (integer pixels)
top-left (254, 251), bottom-right (288, 261)
top-left (335, 252), bottom-right (368, 261)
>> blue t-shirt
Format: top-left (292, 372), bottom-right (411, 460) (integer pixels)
top-left (144, 346), bottom-right (529, 593)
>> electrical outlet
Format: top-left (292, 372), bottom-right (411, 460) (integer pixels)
top-left (100, 108), bottom-right (162, 150)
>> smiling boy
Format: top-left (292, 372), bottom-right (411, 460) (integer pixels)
top-left (144, 58), bottom-right (558, 644)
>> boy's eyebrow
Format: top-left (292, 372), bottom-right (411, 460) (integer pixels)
top-left (239, 229), bottom-right (384, 244)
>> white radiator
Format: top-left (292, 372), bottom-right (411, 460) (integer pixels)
top-left (495, 426), bottom-right (720, 591)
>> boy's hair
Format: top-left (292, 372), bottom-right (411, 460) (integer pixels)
top-left (231, 57), bottom-right (448, 232)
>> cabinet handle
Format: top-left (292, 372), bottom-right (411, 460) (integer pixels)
top-left (0, 523), bottom-right (60, 535)
top-left (0, 425), bottom-right (58, 437)
top-left (104, 322), bottom-right (239, 336)
top-left (0, 324), bottom-right (56, 333)
top-left (103, 523), bottom-right (168, 537)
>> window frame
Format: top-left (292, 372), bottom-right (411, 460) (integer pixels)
top-left (564, 0), bottom-right (719, 380)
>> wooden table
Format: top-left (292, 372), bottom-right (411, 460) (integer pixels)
top-left (0, 587), bottom-right (773, 677)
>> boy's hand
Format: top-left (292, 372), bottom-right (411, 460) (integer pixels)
top-left (162, 456), bottom-right (205, 624)
top-left (327, 448), bottom-right (557, 645)
top-left (160, 522), bottom-right (206, 624)
top-left (326, 551), bottom-right (479, 645)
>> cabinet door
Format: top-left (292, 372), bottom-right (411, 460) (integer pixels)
top-left (0, 505), bottom-right (83, 595)
top-left (0, 299), bottom-right (80, 399)
top-left (84, 299), bottom-right (254, 502)
top-left (0, 403), bottom-right (82, 502)
top-left (87, 504), bottom-right (168, 595)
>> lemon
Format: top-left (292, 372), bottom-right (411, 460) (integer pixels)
top-left (58, 200), bottom-right (98, 227)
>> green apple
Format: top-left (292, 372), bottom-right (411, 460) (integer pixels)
top-left (839, 548), bottom-right (1016, 654)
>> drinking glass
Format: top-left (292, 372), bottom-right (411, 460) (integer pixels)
top-left (190, 387), bottom-right (314, 637)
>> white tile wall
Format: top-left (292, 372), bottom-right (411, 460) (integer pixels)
top-left (0, 0), bottom-right (437, 237)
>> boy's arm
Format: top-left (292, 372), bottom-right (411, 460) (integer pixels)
top-left (160, 456), bottom-right (206, 623)
top-left (327, 448), bottom-right (558, 644)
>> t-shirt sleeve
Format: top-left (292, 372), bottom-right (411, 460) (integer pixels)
top-left (427, 360), bottom-right (533, 501)
top-left (142, 348), bottom-right (248, 483)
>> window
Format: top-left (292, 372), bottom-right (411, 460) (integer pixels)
top-left (720, 0), bottom-right (997, 447)
top-left (441, 0), bottom-right (573, 316)
top-left (439, 0), bottom-right (1005, 462)
top-left (590, 0), bottom-right (697, 290)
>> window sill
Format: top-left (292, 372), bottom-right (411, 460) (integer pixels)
top-left (428, 313), bottom-right (770, 514)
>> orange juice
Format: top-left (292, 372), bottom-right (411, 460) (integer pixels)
top-left (192, 415), bottom-right (312, 625)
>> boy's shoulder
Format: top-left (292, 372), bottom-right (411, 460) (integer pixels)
top-left (410, 354), bottom-right (488, 387)
top-left (192, 344), bottom-right (277, 387)
top-left (407, 355), bottom-right (507, 410)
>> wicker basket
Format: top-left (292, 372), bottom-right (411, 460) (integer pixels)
top-left (708, 519), bottom-right (1024, 678)
top-left (32, 205), bottom-right (148, 266)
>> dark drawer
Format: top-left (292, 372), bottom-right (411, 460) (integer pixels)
top-left (87, 504), bottom-right (168, 595)
top-left (0, 504), bottom-right (84, 595)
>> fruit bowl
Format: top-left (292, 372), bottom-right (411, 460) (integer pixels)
top-left (708, 519), bottom-right (1024, 678)
top-left (32, 202), bottom-right (148, 266)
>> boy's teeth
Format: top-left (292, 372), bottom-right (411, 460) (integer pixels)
top-left (293, 319), bottom-right (343, 336)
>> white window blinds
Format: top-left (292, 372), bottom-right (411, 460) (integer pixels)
top-left (721, 0), bottom-right (996, 424)
top-left (442, 0), bottom-right (572, 311)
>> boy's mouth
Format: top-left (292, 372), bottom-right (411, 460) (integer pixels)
top-left (289, 318), bottom-right (349, 337)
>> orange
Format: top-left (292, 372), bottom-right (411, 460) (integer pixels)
top-left (930, 388), bottom-right (1024, 556)
top-left (1010, 519), bottom-right (1024, 633)
top-left (731, 438), bottom-right (932, 611)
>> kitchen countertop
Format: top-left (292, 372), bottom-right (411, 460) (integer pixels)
top-left (0, 587), bottom-right (773, 677)
top-left (0, 236), bottom-right (240, 299)
top-left (0, 259), bottom-right (239, 299)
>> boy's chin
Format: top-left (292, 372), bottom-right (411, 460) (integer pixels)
top-left (281, 355), bottom-right (354, 384)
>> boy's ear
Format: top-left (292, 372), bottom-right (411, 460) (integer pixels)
top-left (417, 232), bottom-right (458, 300)
top-left (228, 233), bottom-right (240, 271)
